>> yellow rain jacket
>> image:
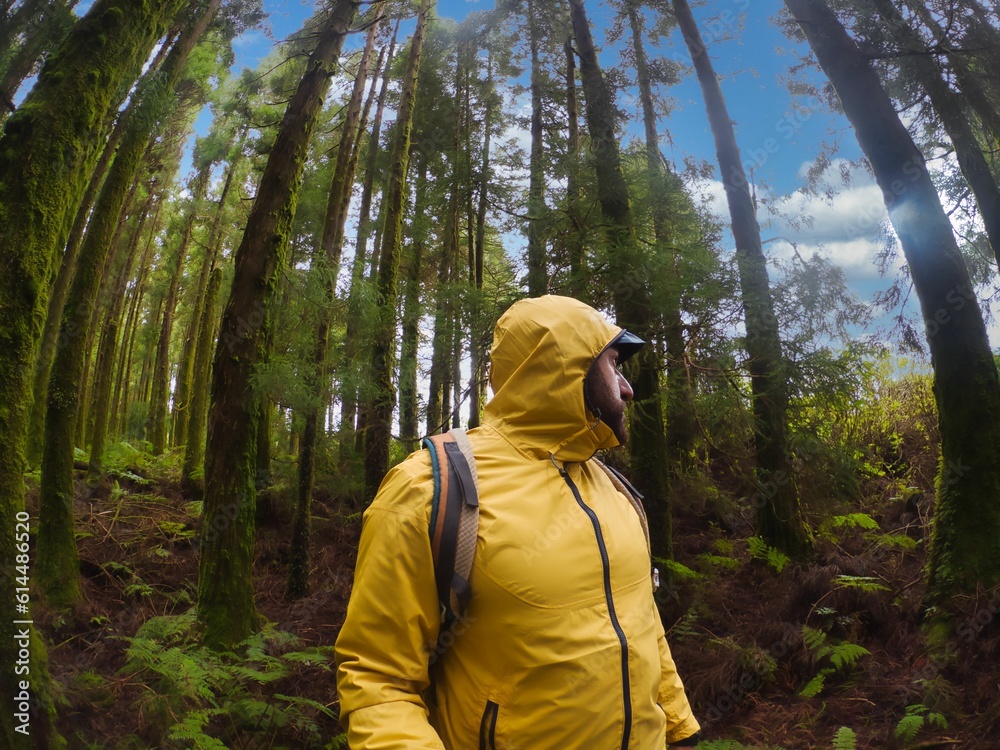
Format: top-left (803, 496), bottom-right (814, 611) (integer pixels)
top-left (335, 295), bottom-right (700, 749)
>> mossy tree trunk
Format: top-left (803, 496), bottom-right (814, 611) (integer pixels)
top-left (198, 0), bottom-right (359, 650)
top-left (38, 0), bottom-right (216, 606)
top-left (785, 0), bottom-right (1000, 604)
top-left (150, 165), bottom-right (211, 455)
top-left (341, 21), bottom-right (398, 445)
top-left (563, 37), bottom-right (587, 301)
top-left (398, 159), bottom-right (427, 449)
top-left (287, 9), bottom-right (382, 599)
top-left (0, 0), bottom-right (185, 742)
top-left (674, 0), bottom-right (813, 559)
top-left (89, 195), bottom-right (162, 478)
top-left (25, 110), bottom-right (124, 469)
top-left (569, 0), bottom-right (675, 561)
top-left (182, 267), bottom-right (221, 495)
top-left (363, 0), bottom-right (433, 500)
top-left (172, 149), bottom-right (241, 446)
top-left (0, 0), bottom-right (76, 123)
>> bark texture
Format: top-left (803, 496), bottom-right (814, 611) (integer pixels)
top-left (198, 0), bottom-right (359, 649)
top-left (0, 0), bottom-right (183, 742)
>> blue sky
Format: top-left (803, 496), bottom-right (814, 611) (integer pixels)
top-left (55, 0), bottom-right (991, 351)
top-left (217, 0), bottom-right (938, 346)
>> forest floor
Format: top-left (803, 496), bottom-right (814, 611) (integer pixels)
top-left (25, 443), bottom-right (1000, 750)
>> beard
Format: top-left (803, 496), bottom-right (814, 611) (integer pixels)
top-left (588, 385), bottom-right (629, 445)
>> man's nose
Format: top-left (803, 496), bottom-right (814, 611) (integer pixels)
top-left (617, 371), bottom-right (634, 402)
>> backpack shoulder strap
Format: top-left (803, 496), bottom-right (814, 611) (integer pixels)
top-left (423, 428), bottom-right (479, 626)
top-left (592, 458), bottom-right (659, 592)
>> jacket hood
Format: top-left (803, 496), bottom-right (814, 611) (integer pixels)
top-left (482, 295), bottom-right (626, 461)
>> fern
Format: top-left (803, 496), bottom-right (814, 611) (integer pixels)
top-left (802, 624), bottom-right (828, 651)
top-left (747, 536), bottom-right (790, 574)
top-left (831, 726), bottom-right (857, 750)
top-left (696, 553), bottom-right (741, 570)
top-left (895, 704), bottom-right (947, 743)
top-left (799, 667), bottom-right (832, 698)
top-left (167, 709), bottom-right (227, 749)
top-left (826, 643), bottom-right (870, 670)
top-left (833, 575), bottom-right (890, 593)
top-left (121, 611), bottom-right (339, 747)
top-left (832, 513), bottom-right (879, 530)
top-left (873, 533), bottom-right (918, 551)
top-left (800, 624), bottom-right (869, 698)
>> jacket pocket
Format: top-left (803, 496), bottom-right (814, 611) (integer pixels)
top-left (478, 699), bottom-right (499, 750)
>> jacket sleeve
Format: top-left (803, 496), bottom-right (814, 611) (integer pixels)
top-left (655, 601), bottom-right (701, 745)
top-left (335, 462), bottom-right (445, 749)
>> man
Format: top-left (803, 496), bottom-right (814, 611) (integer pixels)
top-left (336, 295), bottom-right (701, 749)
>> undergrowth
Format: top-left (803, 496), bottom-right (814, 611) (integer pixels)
top-left (110, 610), bottom-right (344, 748)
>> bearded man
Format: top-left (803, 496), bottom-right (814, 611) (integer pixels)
top-left (336, 295), bottom-right (701, 749)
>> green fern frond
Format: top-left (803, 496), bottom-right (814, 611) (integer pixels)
top-left (799, 667), bottom-right (833, 698)
top-left (833, 575), bottom-right (890, 593)
top-left (831, 726), bottom-right (857, 750)
top-left (830, 513), bottom-right (879, 530)
top-left (827, 643), bottom-right (870, 670)
top-left (275, 693), bottom-right (339, 721)
top-left (802, 624), bottom-right (828, 651)
top-left (895, 713), bottom-right (923, 742)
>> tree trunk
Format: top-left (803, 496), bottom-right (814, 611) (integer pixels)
top-left (468, 52), bottom-right (492, 429)
top-left (902, 0), bottom-right (1000, 147)
top-left (182, 267), bottom-right (221, 495)
top-left (0, 0), bottom-right (184, 648)
top-left (317, 3), bottom-right (383, 287)
top-left (111, 212), bottom-right (155, 438)
top-left (90, 197), bottom-right (161, 479)
top-left (785, 0), bottom-right (1000, 603)
top-left (172, 150), bottom-right (241, 446)
top-left (569, 0), bottom-right (677, 561)
top-left (626, 0), bottom-right (696, 464)
top-left (287, 10), bottom-right (383, 599)
top-left (428, 57), bottom-right (464, 437)
top-left (341, 20), bottom-right (398, 444)
top-left (24, 111), bottom-right (120, 468)
top-left (675, 0), bottom-right (813, 558)
top-left (198, 0), bottom-right (359, 650)
top-left (0, 0), bottom-right (75, 123)
top-left (363, 0), bottom-right (433, 501)
top-left (563, 36), bottom-right (586, 300)
top-left (38, 0), bottom-right (218, 606)
top-left (526, 0), bottom-right (547, 296)
top-left (150, 166), bottom-right (211, 454)
top-left (398, 160), bottom-right (427, 450)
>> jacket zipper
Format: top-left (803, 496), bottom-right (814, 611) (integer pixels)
top-left (479, 699), bottom-right (499, 750)
top-left (557, 464), bottom-right (632, 750)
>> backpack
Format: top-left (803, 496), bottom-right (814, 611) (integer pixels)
top-left (422, 428), bottom-right (658, 629)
